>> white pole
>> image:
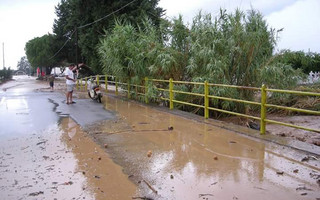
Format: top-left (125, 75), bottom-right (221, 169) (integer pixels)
top-left (2, 42), bottom-right (4, 69)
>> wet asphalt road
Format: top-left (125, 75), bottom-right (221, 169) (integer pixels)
top-left (1, 76), bottom-right (320, 200)
top-left (0, 76), bottom-right (136, 200)
top-left (0, 75), bottom-right (114, 138)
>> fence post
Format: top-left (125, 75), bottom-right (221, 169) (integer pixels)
top-left (85, 77), bottom-right (87, 91)
top-left (76, 79), bottom-right (79, 90)
top-left (204, 81), bottom-right (209, 119)
top-left (145, 77), bottom-right (149, 104)
top-left (169, 78), bottom-right (173, 110)
top-left (80, 78), bottom-right (83, 91)
top-left (105, 75), bottom-right (108, 93)
top-left (260, 84), bottom-right (267, 135)
top-left (127, 79), bottom-right (131, 99)
top-left (135, 83), bottom-right (138, 99)
top-left (115, 77), bottom-right (118, 95)
top-left (96, 75), bottom-right (99, 85)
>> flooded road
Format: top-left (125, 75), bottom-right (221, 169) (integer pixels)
top-left (0, 76), bottom-right (137, 199)
top-left (0, 76), bottom-right (59, 138)
top-left (0, 75), bottom-right (319, 199)
top-left (87, 96), bottom-right (320, 200)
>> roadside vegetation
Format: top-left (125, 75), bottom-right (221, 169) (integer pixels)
top-left (0, 67), bottom-right (13, 84)
top-left (24, 0), bottom-right (320, 117)
top-left (97, 9), bottom-right (317, 116)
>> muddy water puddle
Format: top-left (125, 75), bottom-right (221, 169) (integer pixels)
top-left (84, 96), bottom-right (320, 200)
top-left (0, 117), bottom-right (137, 200)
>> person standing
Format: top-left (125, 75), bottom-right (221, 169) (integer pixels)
top-left (65, 63), bottom-right (76, 104)
top-left (49, 74), bottom-right (55, 91)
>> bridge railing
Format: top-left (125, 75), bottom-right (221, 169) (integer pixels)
top-left (76, 75), bottom-right (320, 135)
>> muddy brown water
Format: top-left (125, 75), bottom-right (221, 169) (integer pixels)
top-left (0, 118), bottom-right (137, 200)
top-left (1, 76), bottom-right (319, 199)
top-left (83, 96), bottom-right (320, 200)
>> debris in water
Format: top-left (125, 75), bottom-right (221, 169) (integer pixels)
top-left (62, 181), bottom-right (73, 185)
top-left (132, 196), bottom-right (154, 200)
top-left (246, 121), bottom-right (260, 130)
top-left (276, 171), bottom-right (284, 175)
top-left (139, 122), bottom-right (149, 125)
top-left (43, 156), bottom-right (49, 160)
top-left (143, 180), bottom-right (158, 194)
top-left (199, 194), bottom-right (214, 198)
top-left (36, 141), bottom-right (46, 145)
top-left (210, 182), bottom-right (218, 185)
top-left (147, 150), bottom-right (152, 157)
top-left (296, 186), bottom-right (313, 191)
top-left (301, 155), bottom-right (318, 162)
top-left (29, 191), bottom-right (44, 196)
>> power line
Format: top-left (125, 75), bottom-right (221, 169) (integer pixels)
top-left (49, 0), bottom-right (138, 60)
top-left (77, 0), bottom-right (138, 29)
top-left (49, 30), bottom-right (76, 60)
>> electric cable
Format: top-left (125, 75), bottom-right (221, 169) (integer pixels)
top-left (49, 29), bottom-right (76, 60)
top-left (49, 0), bottom-right (138, 60)
top-left (77, 0), bottom-right (138, 29)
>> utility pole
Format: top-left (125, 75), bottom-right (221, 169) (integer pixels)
top-left (75, 26), bottom-right (78, 68)
top-left (2, 42), bottom-right (4, 69)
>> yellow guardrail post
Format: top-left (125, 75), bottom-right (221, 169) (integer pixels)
top-left (127, 79), bottom-right (131, 99)
top-left (169, 78), bottom-right (173, 109)
top-left (96, 75), bottom-right (99, 85)
top-left (145, 77), bottom-right (149, 104)
top-left (76, 79), bottom-right (78, 90)
top-left (115, 77), bottom-right (118, 95)
top-left (105, 75), bottom-right (108, 92)
top-left (204, 81), bottom-right (209, 119)
top-left (260, 84), bottom-right (267, 134)
top-left (80, 78), bottom-right (83, 91)
top-left (85, 77), bottom-right (87, 91)
top-left (135, 83), bottom-right (138, 98)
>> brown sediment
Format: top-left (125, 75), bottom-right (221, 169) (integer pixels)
top-left (84, 96), bottom-right (320, 200)
top-left (0, 117), bottom-right (137, 200)
top-left (59, 117), bottom-right (138, 200)
top-left (0, 125), bottom-right (93, 199)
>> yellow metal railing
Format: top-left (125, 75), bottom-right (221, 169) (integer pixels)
top-left (77, 75), bottom-right (320, 134)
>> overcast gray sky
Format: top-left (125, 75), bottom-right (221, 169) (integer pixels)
top-left (0, 0), bottom-right (319, 70)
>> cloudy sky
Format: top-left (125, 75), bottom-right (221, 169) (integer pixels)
top-left (0, 0), bottom-right (319, 69)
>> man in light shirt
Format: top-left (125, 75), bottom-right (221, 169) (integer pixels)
top-left (65, 63), bottom-right (77, 104)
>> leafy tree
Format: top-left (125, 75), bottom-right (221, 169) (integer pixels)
top-left (25, 34), bottom-right (56, 74)
top-left (274, 50), bottom-right (320, 74)
top-left (17, 56), bottom-right (31, 74)
top-left (0, 67), bottom-right (13, 81)
top-left (53, 0), bottom-right (164, 73)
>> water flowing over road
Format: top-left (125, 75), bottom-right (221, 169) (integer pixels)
top-left (0, 75), bottom-right (319, 200)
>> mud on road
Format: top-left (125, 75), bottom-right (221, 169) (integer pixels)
top-left (1, 76), bottom-right (320, 200)
top-left (83, 96), bottom-right (320, 200)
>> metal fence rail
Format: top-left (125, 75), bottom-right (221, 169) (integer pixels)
top-left (77, 75), bottom-right (320, 134)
